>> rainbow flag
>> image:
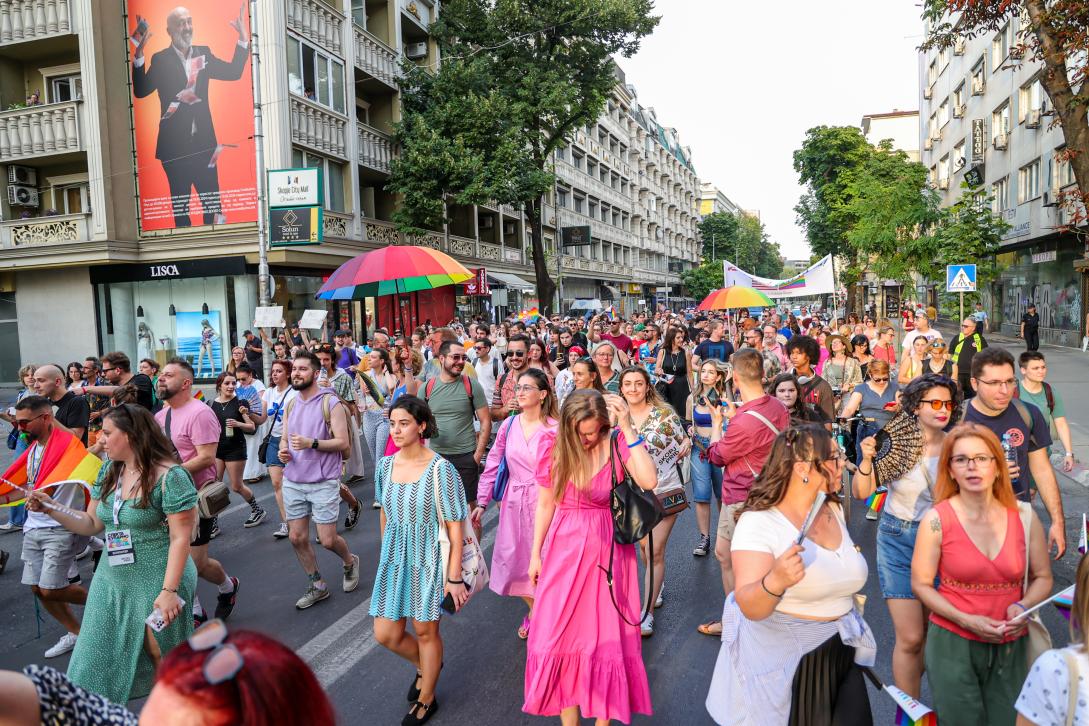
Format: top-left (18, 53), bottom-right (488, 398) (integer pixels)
top-left (866, 487), bottom-right (888, 513)
top-left (194, 389), bottom-right (206, 402)
top-left (1054, 584), bottom-right (1076, 622)
top-left (895, 709), bottom-right (937, 726)
top-left (0, 428), bottom-right (103, 508)
top-left (517, 307), bottom-right (541, 323)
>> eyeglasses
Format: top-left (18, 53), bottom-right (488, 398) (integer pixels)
top-left (101, 367), bottom-right (116, 373)
top-left (950, 454), bottom-right (996, 468)
top-left (977, 378), bottom-right (1016, 389)
top-left (506, 350), bottom-right (526, 358)
top-left (188, 618), bottom-right (244, 685)
top-left (870, 376), bottom-right (890, 383)
top-left (918, 399), bottom-right (955, 411)
top-left (513, 384), bottom-right (541, 393)
top-left (15, 412), bottom-right (47, 428)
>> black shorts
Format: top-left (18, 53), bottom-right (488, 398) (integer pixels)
top-left (190, 516), bottom-right (215, 547)
top-left (440, 451), bottom-right (480, 504)
top-left (216, 444), bottom-right (246, 462)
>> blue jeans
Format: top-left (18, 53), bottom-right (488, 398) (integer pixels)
top-left (875, 511), bottom-right (920, 599)
top-left (689, 433), bottom-right (723, 504)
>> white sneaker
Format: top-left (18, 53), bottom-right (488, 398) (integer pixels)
top-left (0, 521), bottom-right (20, 533)
top-left (44, 632), bottom-right (77, 658)
top-left (640, 613), bottom-right (654, 638)
top-left (655, 582), bottom-right (665, 609)
top-left (273, 523), bottom-right (289, 539)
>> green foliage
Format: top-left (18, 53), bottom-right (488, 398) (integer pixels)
top-left (932, 184), bottom-right (1009, 319)
top-left (697, 212), bottom-right (783, 278)
top-left (681, 261), bottom-right (723, 303)
top-left (392, 0), bottom-right (659, 314)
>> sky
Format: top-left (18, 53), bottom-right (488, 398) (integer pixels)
top-left (619, 0), bottom-right (923, 261)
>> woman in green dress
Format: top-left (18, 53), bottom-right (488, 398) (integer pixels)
top-left (27, 403), bottom-right (197, 703)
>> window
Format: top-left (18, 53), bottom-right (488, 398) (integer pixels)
top-left (929, 165), bottom-right (938, 184)
top-left (588, 198), bottom-right (598, 219)
top-left (587, 158), bottom-right (597, 178)
top-left (928, 113), bottom-right (938, 139)
top-left (573, 194), bottom-right (585, 214)
top-left (972, 58), bottom-right (986, 93)
top-left (351, 0), bottom-right (366, 27)
top-left (556, 186), bottom-right (569, 208)
top-left (290, 148), bottom-right (347, 212)
top-left (49, 74), bottom-right (82, 103)
top-left (51, 183), bottom-right (88, 214)
top-left (573, 151), bottom-right (584, 171)
top-left (287, 36), bottom-right (345, 114)
top-left (1055, 148), bottom-right (1076, 189)
top-left (1018, 78), bottom-right (1044, 121)
top-left (953, 140), bottom-right (966, 171)
top-left (954, 83), bottom-right (966, 110)
top-left (938, 98), bottom-right (950, 127)
top-left (939, 46), bottom-right (950, 72)
top-left (992, 176), bottom-right (1009, 212)
top-left (927, 59), bottom-right (938, 87)
top-left (992, 23), bottom-right (1011, 66)
top-left (992, 102), bottom-right (1011, 138)
top-left (1018, 159), bottom-right (1040, 202)
top-left (939, 154), bottom-right (951, 183)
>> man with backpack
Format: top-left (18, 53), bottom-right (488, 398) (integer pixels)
top-left (470, 336), bottom-right (504, 403)
top-left (1018, 351), bottom-right (1075, 473)
top-left (963, 347), bottom-right (1065, 557)
top-left (489, 334), bottom-right (530, 421)
top-left (424, 340), bottom-right (491, 513)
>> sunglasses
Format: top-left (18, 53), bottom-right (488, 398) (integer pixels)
top-left (15, 412), bottom-right (47, 428)
top-left (919, 399), bottom-right (955, 411)
top-left (506, 350), bottom-right (526, 358)
top-left (870, 377), bottom-right (890, 383)
top-left (187, 618), bottom-right (244, 685)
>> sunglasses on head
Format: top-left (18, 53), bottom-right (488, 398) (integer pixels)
top-left (188, 618), bottom-right (244, 685)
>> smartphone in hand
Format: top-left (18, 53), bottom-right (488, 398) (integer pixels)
top-left (441, 592), bottom-right (456, 614)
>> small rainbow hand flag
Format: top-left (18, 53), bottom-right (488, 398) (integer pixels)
top-left (0, 428), bottom-right (103, 508)
top-left (895, 708), bottom-right (937, 726)
top-left (193, 389), bottom-right (206, 402)
top-left (518, 307), bottom-right (541, 323)
top-left (866, 487), bottom-right (888, 513)
top-left (1053, 584), bottom-right (1076, 623)
top-left (865, 668), bottom-right (937, 726)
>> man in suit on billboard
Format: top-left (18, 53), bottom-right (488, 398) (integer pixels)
top-left (132, 6), bottom-right (250, 228)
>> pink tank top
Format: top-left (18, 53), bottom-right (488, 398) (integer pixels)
top-left (929, 500), bottom-right (1025, 642)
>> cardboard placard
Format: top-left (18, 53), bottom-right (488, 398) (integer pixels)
top-left (299, 309), bottom-right (328, 330)
top-left (253, 306), bottom-right (284, 329)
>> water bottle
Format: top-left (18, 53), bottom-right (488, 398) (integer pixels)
top-left (1001, 433), bottom-right (1018, 485)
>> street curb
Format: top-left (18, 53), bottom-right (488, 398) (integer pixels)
top-left (1052, 454), bottom-right (1089, 488)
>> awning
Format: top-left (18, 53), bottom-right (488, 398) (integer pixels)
top-left (601, 284), bottom-right (621, 300)
top-left (487, 271), bottom-right (535, 291)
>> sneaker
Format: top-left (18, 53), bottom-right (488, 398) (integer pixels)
top-left (693, 534), bottom-right (710, 557)
top-left (296, 583), bottom-right (331, 609)
top-left (345, 501), bottom-right (361, 530)
top-left (209, 517), bottom-right (221, 540)
top-left (655, 581), bottom-right (665, 609)
top-left (243, 508), bottom-right (267, 528)
top-left (0, 522), bottom-right (19, 533)
top-left (193, 608), bottom-right (208, 630)
top-left (44, 632), bottom-right (77, 658)
top-left (640, 613), bottom-right (654, 638)
top-left (214, 577), bottom-right (240, 620)
top-left (273, 523), bottom-right (289, 539)
top-left (343, 554), bottom-right (360, 593)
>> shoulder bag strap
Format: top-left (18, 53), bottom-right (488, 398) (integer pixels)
top-left (743, 409), bottom-right (781, 436)
top-left (1018, 501), bottom-right (1032, 594)
top-left (1061, 649), bottom-right (1080, 726)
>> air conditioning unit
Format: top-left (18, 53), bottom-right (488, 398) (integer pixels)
top-left (1025, 109), bottom-right (1041, 128)
top-left (972, 78), bottom-right (985, 95)
top-left (404, 42), bottom-right (427, 59)
top-left (8, 184), bottom-right (39, 207)
top-left (933, 128), bottom-right (943, 141)
top-left (993, 134), bottom-right (1008, 150)
top-left (479, 216), bottom-right (493, 229)
top-left (7, 165), bottom-right (36, 185)
top-left (938, 178), bottom-right (950, 189)
top-left (923, 86), bottom-right (933, 100)
top-left (954, 38), bottom-right (966, 56)
top-left (924, 137), bottom-right (934, 151)
top-left (953, 104), bottom-right (965, 118)
top-left (1042, 191), bottom-right (1057, 207)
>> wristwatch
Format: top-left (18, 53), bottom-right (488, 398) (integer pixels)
top-left (311, 439), bottom-right (319, 450)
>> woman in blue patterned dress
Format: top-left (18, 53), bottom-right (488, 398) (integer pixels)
top-left (370, 395), bottom-right (468, 726)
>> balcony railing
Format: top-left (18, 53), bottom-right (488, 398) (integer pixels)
top-left (357, 122), bottom-right (392, 173)
top-left (290, 96), bottom-right (348, 160)
top-left (0, 0), bottom-right (71, 44)
top-left (354, 25), bottom-right (397, 87)
top-left (322, 211), bottom-right (351, 238)
top-left (0, 212), bottom-right (88, 249)
top-left (287, 0), bottom-right (344, 57)
top-left (0, 101), bottom-right (80, 163)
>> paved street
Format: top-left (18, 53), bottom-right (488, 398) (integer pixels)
top-left (0, 337), bottom-right (1085, 723)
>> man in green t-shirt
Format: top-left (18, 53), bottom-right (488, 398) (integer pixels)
top-left (1018, 350), bottom-right (1075, 472)
top-left (424, 341), bottom-right (492, 515)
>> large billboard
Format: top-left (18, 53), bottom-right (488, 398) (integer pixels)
top-left (127, 1), bottom-right (258, 231)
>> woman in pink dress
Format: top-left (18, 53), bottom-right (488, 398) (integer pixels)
top-left (525, 389), bottom-right (657, 725)
top-left (471, 369), bottom-right (558, 639)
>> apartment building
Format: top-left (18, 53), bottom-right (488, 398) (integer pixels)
top-left (919, 14), bottom-right (1087, 346)
top-left (861, 110), bottom-right (920, 162)
top-left (699, 183), bottom-right (740, 218)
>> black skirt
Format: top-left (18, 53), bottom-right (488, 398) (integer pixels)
top-left (788, 634), bottom-right (872, 726)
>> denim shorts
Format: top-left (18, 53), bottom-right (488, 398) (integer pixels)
top-left (875, 511), bottom-right (920, 599)
top-left (283, 478), bottom-right (341, 524)
top-left (689, 434), bottom-right (723, 504)
top-left (264, 435), bottom-right (283, 468)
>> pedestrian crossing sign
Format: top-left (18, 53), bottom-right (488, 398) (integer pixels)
top-left (946, 264), bottom-right (977, 293)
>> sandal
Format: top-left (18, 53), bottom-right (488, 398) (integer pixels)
top-left (517, 615), bottom-right (531, 640)
top-left (697, 619), bottom-right (723, 636)
top-left (402, 699), bottom-right (439, 726)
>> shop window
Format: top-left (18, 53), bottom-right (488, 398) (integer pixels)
top-left (287, 35), bottom-right (346, 115)
top-left (0, 294), bottom-right (21, 382)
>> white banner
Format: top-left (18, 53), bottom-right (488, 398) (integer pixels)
top-left (722, 255), bottom-right (835, 299)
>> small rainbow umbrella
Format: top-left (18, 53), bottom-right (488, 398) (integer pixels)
top-left (316, 245), bottom-right (473, 300)
top-left (696, 286), bottom-right (774, 311)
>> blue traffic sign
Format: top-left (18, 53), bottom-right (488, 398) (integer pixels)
top-left (946, 264), bottom-right (977, 293)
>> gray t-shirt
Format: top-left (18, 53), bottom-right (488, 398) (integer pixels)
top-left (426, 376), bottom-right (488, 455)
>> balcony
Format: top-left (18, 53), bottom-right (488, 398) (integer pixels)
top-left (287, 0), bottom-right (344, 57)
top-left (0, 0), bottom-right (71, 45)
top-left (0, 211), bottom-right (88, 249)
top-left (357, 122), bottom-right (392, 174)
top-left (322, 210), bottom-right (351, 239)
top-left (290, 96), bottom-right (348, 160)
top-left (0, 100), bottom-right (80, 163)
top-left (354, 25), bottom-right (397, 88)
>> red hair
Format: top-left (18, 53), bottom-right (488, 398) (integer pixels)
top-left (155, 630), bottom-right (336, 726)
top-left (934, 423), bottom-right (1019, 510)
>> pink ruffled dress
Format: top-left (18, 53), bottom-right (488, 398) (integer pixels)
top-left (522, 429), bottom-right (652, 723)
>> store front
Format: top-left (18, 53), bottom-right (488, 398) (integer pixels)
top-left (990, 236), bottom-right (1085, 347)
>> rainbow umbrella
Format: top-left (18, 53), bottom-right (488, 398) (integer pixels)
top-left (697, 286), bottom-right (774, 311)
top-left (316, 245), bottom-right (473, 300)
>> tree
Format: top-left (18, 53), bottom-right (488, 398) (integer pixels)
top-left (697, 212), bottom-right (783, 278)
top-left (393, 0), bottom-right (658, 315)
top-left (930, 184), bottom-right (1010, 318)
top-left (696, 212), bottom-right (739, 261)
top-left (922, 1), bottom-right (1088, 226)
top-left (680, 261), bottom-right (723, 303)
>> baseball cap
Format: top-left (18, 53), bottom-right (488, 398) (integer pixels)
top-left (568, 345), bottom-right (586, 356)
top-left (333, 328), bottom-right (351, 337)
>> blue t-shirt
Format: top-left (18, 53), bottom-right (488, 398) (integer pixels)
top-left (963, 400), bottom-right (1052, 500)
top-left (694, 339), bottom-right (734, 363)
top-left (778, 327), bottom-right (794, 341)
top-left (337, 347), bottom-right (360, 375)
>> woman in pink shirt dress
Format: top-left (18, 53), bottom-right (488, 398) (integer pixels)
top-left (525, 389), bottom-right (658, 725)
top-left (471, 369), bottom-right (558, 639)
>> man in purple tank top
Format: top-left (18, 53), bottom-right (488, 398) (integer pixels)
top-left (278, 351), bottom-right (360, 610)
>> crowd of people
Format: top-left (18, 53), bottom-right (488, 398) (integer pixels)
top-left (0, 303), bottom-right (1084, 726)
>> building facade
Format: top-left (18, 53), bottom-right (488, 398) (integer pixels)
top-left (862, 110), bottom-right (921, 162)
top-left (698, 183), bottom-right (740, 218)
top-left (919, 14), bottom-right (1087, 346)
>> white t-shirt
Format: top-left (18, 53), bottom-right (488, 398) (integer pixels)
top-left (885, 456), bottom-right (938, 522)
top-left (263, 385), bottom-right (298, 439)
top-left (731, 505), bottom-right (868, 619)
top-left (471, 354), bottom-right (503, 403)
top-left (901, 327), bottom-right (943, 351)
top-left (1016, 646), bottom-right (1089, 726)
top-left (24, 442), bottom-right (85, 530)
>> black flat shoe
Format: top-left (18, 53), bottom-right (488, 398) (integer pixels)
top-left (402, 699), bottom-right (439, 726)
top-left (407, 662), bottom-right (443, 702)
